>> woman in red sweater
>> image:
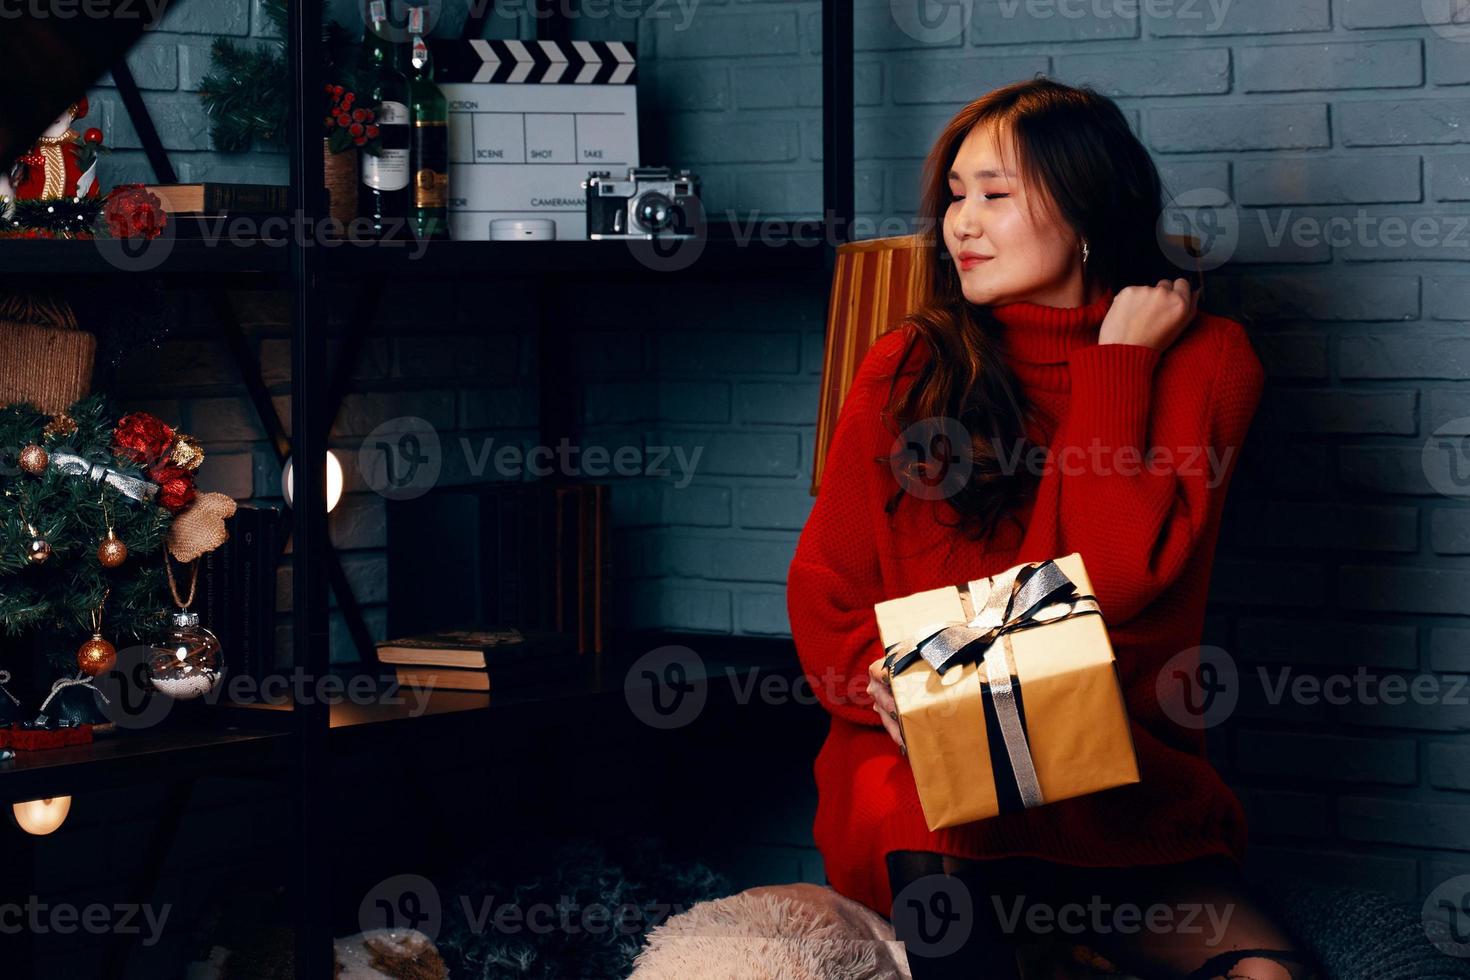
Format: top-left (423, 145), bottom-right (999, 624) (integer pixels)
top-left (787, 79), bottom-right (1315, 979)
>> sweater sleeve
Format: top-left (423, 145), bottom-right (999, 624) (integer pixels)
top-left (786, 332), bottom-right (906, 729)
top-left (1054, 322), bottom-right (1264, 625)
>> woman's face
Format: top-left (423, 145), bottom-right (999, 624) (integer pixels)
top-left (942, 123), bottom-right (1085, 308)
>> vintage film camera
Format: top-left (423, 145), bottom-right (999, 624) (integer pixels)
top-left (583, 166), bottom-right (701, 239)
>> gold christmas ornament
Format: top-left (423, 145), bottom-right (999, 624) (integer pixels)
top-left (97, 529), bottom-right (128, 568)
top-left (168, 434), bottom-right (205, 473)
top-left (77, 590), bottom-right (116, 677)
top-left (42, 413), bottom-right (78, 441)
top-left (77, 634), bottom-right (116, 677)
top-left (24, 525), bottom-right (50, 564)
top-left (18, 444), bottom-right (48, 476)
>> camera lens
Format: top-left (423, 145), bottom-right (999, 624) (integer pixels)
top-left (633, 192), bottom-right (675, 233)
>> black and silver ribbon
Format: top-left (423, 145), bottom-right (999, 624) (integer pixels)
top-left (884, 559), bottom-right (1103, 813)
top-left (49, 452), bottom-right (158, 504)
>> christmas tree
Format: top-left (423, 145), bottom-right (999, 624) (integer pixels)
top-left (0, 396), bottom-right (185, 670)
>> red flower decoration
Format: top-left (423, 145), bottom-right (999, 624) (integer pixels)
top-left (148, 463), bottom-right (196, 514)
top-left (103, 184), bottom-right (167, 241)
top-left (113, 412), bottom-right (175, 467)
top-left (83, 128), bottom-right (104, 144)
top-left (349, 123), bottom-right (364, 137)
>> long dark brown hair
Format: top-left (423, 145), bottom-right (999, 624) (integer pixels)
top-left (878, 77), bottom-right (1193, 540)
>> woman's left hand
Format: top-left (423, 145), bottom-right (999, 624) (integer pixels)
top-left (1097, 278), bottom-right (1198, 351)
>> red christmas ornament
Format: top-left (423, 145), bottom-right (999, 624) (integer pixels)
top-left (112, 411), bottom-right (175, 466)
top-left (83, 128), bottom-right (103, 144)
top-left (148, 463), bottom-right (196, 513)
top-left (103, 185), bottom-right (167, 241)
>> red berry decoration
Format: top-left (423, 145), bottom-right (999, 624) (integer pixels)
top-left (83, 128), bottom-right (103, 144)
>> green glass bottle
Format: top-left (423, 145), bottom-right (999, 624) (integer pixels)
top-left (408, 5), bottom-right (450, 241)
top-left (359, 0), bottom-right (411, 238)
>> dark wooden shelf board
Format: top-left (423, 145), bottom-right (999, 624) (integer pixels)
top-left (0, 237), bottom-right (291, 277)
top-left (0, 726), bottom-right (290, 802)
top-left (0, 229), bottom-right (832, 279)
top-left (318, 233), bottom-right (832, 278)
top-left (211, 631), bottom-right (806, 733)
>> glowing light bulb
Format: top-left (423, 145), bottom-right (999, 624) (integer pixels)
top-left (13, 796), bottom-right (71, 835)
top-left (280, 451), bottom-right (344, 513)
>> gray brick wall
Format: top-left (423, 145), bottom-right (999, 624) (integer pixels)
top-left (75, 0), bottom-right (1470, 926)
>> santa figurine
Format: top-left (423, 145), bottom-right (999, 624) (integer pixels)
top-left (0, 97), bottom-right (103, 206)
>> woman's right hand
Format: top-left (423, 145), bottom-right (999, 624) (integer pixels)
top-left (867, 656), bottom-right (905, 752)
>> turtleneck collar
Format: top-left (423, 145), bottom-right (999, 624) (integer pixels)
top-left (992, 287), bottom-right (1116, 365)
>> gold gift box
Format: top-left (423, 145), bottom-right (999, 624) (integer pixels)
top-left (874, 552), bottom-right (1139, 831)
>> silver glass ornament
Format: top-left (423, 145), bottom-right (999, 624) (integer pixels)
top-left (147, 610), bottom-right (225, 700)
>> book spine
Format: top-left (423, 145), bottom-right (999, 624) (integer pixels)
top-left (554, 486), bottom-right (569, 634)
top-left (237, 508), bottom-right (258, 688)
top-left (219, 512), bottom-right (237, 689)
top-left (259, 507), bottom-right (281, 683)
top-left (205, 183), bottom-right (290, 213)
top-left (578, 485), bottom-right (592, 654)
top-left (595, 483), bottom-right (611, 654)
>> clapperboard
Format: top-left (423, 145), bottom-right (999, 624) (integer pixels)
top-left (431, 39), bottom-right (640, 241)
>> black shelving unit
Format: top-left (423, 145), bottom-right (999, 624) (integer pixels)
top-left (0, 2), bottom-right (855, 975)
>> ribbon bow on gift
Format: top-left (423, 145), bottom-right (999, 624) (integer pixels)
top-left (881, 559), bottom-right (1104, 812)
top-left (50, 452), bottom-right (159, 504)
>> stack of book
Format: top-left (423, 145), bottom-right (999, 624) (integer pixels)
top-left (378, 628), bottom-right (578, 692)
top-left (387, 481), bottom-right (612, 653)
top-left (195, 504), bottom-right (284, 698)
top-left (143, 182), bottom-right (288, 238)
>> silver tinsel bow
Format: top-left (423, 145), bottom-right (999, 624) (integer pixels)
top-left (49, 452), bottom-right (159, 503)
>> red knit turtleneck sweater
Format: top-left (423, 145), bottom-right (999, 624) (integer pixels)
top-left (787, 288), bottom-right (1266, 920)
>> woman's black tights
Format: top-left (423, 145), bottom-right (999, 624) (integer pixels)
top-left (886, 851), bottom-right (1321, 980)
